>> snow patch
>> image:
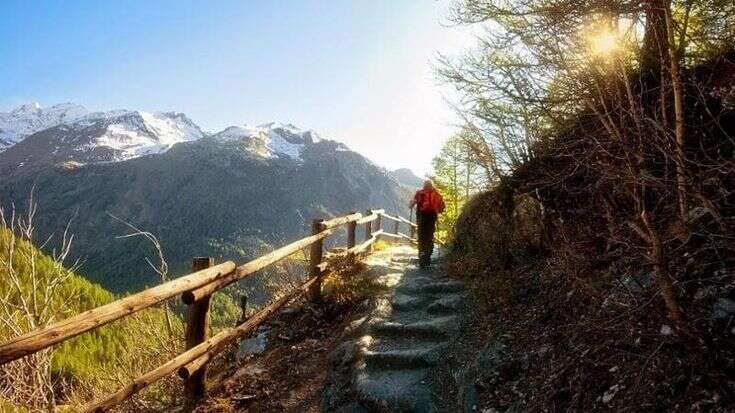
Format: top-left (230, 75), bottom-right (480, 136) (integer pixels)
top-left (0, 102), bottom-right (89, 146)
top-left (91, 111), bottom-right (204, 160)
top-left (211, 122), bottom-right (320, 160)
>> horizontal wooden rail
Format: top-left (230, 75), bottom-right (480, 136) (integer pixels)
top-left (399, 216), bottom-right (417, 228)
top-left (86, 276), bottom-right (319, 412)
top-left (353, 230), bottom-right (382, 254)
top-left (378, 212), bottom-right (416, 229)
top-left (321, 212), bottom-right (362, 229)
top-left (0, 261), bottom-right (237, 365)
top-left (182, 230), bottom-right (332, 304)
top-left (377, 231), bottom-right (415, 243)
top-left (356, 213), bottom-right (379, 225)
top-left (378, 212), bottom-right (403, 223)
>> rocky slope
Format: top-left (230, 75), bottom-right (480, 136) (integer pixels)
top-left (0, 105), bottom-right (411, 293)
top-left (389, 167), bottom-right (423, 189)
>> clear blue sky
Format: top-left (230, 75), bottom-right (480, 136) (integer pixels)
top-left (0, 1), bottom-right (473, 175)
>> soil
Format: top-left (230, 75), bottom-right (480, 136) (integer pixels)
top-left (451, 261), bottom-right (735, 412)
top-left (193, 299), bottom-right (357, 413)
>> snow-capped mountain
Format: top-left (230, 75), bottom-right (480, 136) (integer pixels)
top-left (211, 122), bottom-right (339, 160)
top-left (0, 102), bottom-right (88, 151)
top-left (0, 109), bottom-right (205, 174)
top-left (0, 102), bottom-right (203, 161)
top-left (73, 110), bottom-right (204, 161)
top-left (0, 103), bottom-right (375, 183)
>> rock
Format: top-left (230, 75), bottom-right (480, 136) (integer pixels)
top-left (279, 305), bottom-right (301, 316)
top-left (712, 298), bottom-right (735, 319)
top-left (688, 207), bottom-right (710, 222)
top-left (694, 286), bottom-right (717, 301)
top-left (602, 384), bottom-right (623, 403)
top-left (621, 273), bottom-right (654, 293)
top-left (476, 342), bottom-right (508, 383)
top-left (238, 331), bottom-right (268, 358)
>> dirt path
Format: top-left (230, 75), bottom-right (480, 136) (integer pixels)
top-left (324, 245), bottom-right (467, 412)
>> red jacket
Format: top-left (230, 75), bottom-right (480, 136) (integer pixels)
top-left (413, 188), bottom-right (445, 214)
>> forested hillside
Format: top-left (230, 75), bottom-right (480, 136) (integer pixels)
top-left (0, 221), bottom-right (183, 410)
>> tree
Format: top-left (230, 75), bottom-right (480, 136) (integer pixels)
top-left (0, 199), bottom-right (75, 410)
top-left (439, 0), bottom-right (734, 327)
top-left (432, 130), bottom-right (488, 242)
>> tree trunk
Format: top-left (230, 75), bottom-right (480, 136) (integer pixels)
top-left (665, 2), bottom-right (688, 221)
top-left (640, 0), bottom-right (670, 79)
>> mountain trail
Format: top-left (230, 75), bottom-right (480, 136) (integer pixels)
top-left (324, 245), bottom-right (467, 412)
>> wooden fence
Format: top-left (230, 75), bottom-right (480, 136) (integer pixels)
top-left (0, 209), bottom-right (417, 412)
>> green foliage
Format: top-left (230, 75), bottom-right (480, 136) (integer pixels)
top-left (0, 227), bottom-right (182, 404)
top-left (431, 131), bottom-right (487, 243)
top-left (210, 291), bottom-right (241, 331)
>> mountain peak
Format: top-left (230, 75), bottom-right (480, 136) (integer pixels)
top-left (11, 102), bottom-right (42, 114)
top-left (0, 102), bottom-right (89, 150)
top-left (390, 168), bottom-right (424, 188)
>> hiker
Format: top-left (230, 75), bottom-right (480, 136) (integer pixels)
top-left (409, 180), bottom-right (445, 268)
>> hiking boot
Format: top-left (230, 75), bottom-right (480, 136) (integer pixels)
top-left (419, 255), bottom-right (430, 268)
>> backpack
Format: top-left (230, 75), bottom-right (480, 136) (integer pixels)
top-left (416, 189), bottom-right (445, 214)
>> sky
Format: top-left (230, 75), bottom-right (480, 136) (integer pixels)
top-left (0, 1), bottom-right (475, 175)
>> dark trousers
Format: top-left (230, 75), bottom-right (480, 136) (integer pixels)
top-left (417, 211), bottom-right (437, 265)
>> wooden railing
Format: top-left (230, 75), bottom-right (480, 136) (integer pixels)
top-left (0, 208), bottom-right (417, 412)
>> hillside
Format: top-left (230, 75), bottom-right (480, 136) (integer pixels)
top-left (445, 52), bottom-right (735, 411)
top-left (0, 108), bottom-right (411, 294)
top-left (0, 227), bottom-right (182, 410)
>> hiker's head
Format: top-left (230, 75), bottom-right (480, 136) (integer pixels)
top-left (423, 180), bottom-right (434, 190)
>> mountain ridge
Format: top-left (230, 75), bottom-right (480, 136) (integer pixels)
top-left (0, 102), bottom-right (412, 295)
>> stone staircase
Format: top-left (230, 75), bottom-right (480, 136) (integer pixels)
top-left (324, 246), bottom-right (466, 412)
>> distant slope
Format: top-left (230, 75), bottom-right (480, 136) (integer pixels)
top-left (389, 167), bottom-right (423, 188)
top-left (0, 121), bottom-right (411, 293)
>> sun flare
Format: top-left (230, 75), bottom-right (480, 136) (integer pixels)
top-left (588, 28), bottom-right (621, 57)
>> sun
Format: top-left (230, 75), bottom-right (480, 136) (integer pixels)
top-left (588, 28), bottom-right (621, 57)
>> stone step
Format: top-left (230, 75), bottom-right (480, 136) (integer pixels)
top-left (397, 280), bottom-right (464, 295)
top-left (390, 293), bottom-right (427, 311)
top-left (362, 344), bottom-right (449, 369)
top-left (370, 316), bottom-right (457, 340)
top-left (426, 295), bottom-right (465, 315)
top-left (353, 368), bottom-right (438, 412)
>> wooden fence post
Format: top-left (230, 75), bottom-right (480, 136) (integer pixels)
top-left (184, 257), bottom-right (214, 401)
top-left (347, 211), bottom-right (357, 249)
top-left (410, 225), bottom-right (416, 239)
top-left (364, 209), bottom-right (373, 242)
top-left (308, 219), bottom-right (326, 302)
top-left (393, 221), bottom-right (400, 235)
top-left (375, 212), bottom-right (382, 233)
